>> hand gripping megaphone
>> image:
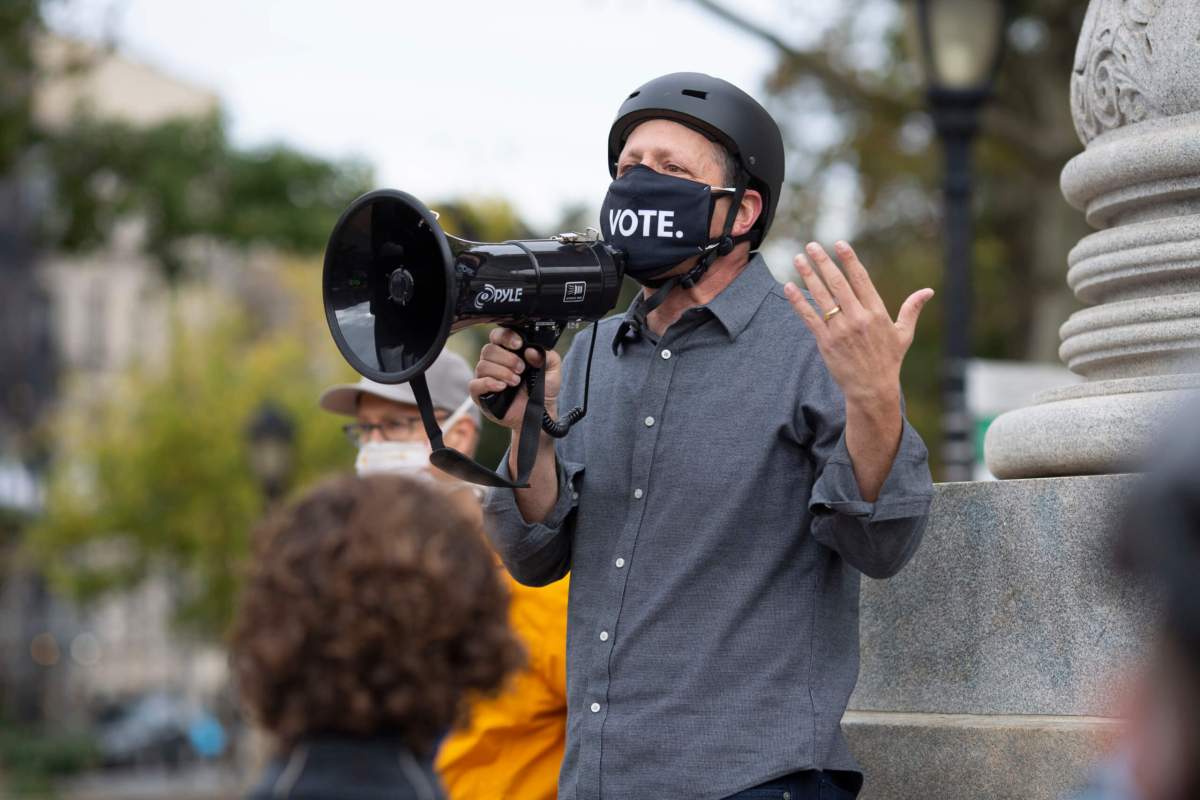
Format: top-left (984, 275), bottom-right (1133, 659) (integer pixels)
top-left (323, 189), bottom-right (625, 488)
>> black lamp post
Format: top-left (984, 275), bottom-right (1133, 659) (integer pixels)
top-left (907, 0), bottom-right (1009, 482)
top-left (245, 403), bottom-right (296, 504)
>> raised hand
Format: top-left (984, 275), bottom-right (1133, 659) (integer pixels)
top-left (783, 241), bottom-right (933, 403)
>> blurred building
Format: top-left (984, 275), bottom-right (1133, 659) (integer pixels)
top-left (1, 35), bottom-right (246, 726)
top-left (34, 34), bottom-right (220, 381)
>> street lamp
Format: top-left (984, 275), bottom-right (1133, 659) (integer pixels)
top-left (906, 0), bottom-right (1009, 482)
top-left (245, 403), bottom-right (296, 504)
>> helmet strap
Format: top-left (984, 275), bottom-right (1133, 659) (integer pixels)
top-left (680, 175), bottom-right (748, 290)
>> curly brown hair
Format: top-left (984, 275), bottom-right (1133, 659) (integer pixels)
top-left (230, 474), bottom-right (524, 756)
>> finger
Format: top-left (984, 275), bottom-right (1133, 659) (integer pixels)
top-left (475, 359), bottom-right (522, 387)
top-left (783, 282), bottom-right (826, 339)
top-left (834, 241), bottom-right (886, 313)
top-left (805, 242), bottom-right (862, 313)
top-left (794, 252), bottom-right (836, 314)
top-left (469, 377), bottom-right (509, 401)
top-left (489, 327), bottom-right (524, 350)
top-left (895, 289), bottom-right (935, 343)
top-left (481, 343), bottom-right (525, 374)
top-left (524, 348), bottom-right (547, 369)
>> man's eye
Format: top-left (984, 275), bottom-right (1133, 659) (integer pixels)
top-left (665, 163), bottom-right (684, 173)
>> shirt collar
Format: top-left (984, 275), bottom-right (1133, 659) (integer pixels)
top-left (698, 253), bottom-right (777, 341)
top-left (615, 254), bottom-right (776, 349)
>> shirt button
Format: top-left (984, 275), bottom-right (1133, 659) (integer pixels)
top-left (783, 793), bottom-right (791, 800)
top-left (599, 631), bottom-right (609, 641)
top-left (615, 557), bottom-right (625, 568)
top-left (590, 702), bottom-right (601, 713)
top-left (571, 491), bottom-right (579, 501)
top-left (644, 416), bottom-right (655, 427)
top-left (633, 488), bottom-right (643, 499)
top-left (661, 349), bottom-right (672, 360)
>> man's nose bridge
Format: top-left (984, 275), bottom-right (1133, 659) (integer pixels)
top-left (367, 426), bottom-right (386, 443)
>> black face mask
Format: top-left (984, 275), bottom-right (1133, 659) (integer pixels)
top-left (600, 165), bottom-right (734, 285)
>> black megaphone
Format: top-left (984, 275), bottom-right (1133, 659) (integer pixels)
top-left (323, 189), bottom-right (624, 487)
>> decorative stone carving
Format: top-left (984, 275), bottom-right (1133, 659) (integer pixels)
top-left (1071, 0), bottom-right (1165, 144)
top-left (986, 0), bottom-right (1200, 479)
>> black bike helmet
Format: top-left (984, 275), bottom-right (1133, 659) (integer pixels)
top-left (608, 72), bottom-right (785, 249)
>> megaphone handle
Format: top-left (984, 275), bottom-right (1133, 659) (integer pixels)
top-left (478, 364), bottom-right (526, 421)
top-left (479, 324), bottom-right (558, 421)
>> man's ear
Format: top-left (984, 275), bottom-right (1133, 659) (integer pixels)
top-left (733, 189), bottom-right (763, 238)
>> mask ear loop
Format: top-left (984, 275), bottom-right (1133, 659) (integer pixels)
top-left (680, 177), bottom-right (747, 288)
top-left (440, 396), bottom-right (476, 433)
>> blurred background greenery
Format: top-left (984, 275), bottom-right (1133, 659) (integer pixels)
top-left (0, 0), bottom-right (1090, 795)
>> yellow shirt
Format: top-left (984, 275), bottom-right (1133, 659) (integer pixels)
top-left (436, 573), bottom-right (569, 800)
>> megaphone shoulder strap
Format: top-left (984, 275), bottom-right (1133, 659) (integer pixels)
top-left (412, 364), bottom-right (547, 489)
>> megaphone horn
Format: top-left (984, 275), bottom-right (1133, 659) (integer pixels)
top-left (323, 189), bottom-right (625, 487)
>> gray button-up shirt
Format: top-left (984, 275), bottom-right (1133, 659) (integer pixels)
top-left (484, 256), bottom-right (933, 800)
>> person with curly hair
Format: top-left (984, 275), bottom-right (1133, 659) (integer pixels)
top-left (320, 351), bottom-right (571, 800)
top-left (232, 474), bottom-right (524, 800)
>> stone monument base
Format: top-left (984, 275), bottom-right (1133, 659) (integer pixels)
top-left (844, 475), bottom-right (1153, 800)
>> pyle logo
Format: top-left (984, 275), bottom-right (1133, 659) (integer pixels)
top-left (608, 208), bottom-right (685, 239)
top-left (473, 283), bottom-right (523, 310)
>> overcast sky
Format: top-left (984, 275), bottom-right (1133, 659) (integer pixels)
top-left (46, 0), bottom-right (841, 236)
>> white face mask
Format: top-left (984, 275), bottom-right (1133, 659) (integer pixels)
top-left (353, 397), bottom-right (476, 479)
top-left (355, 439), bottom-right (432, 478)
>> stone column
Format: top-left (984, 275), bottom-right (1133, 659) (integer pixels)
top-left (985, 0), bottom-right (1200, 478)
top-left (840, 3), bottom-right (1186, 797)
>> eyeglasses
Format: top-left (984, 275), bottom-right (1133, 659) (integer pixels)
top-left (342, 418), bottom-right (426, 444)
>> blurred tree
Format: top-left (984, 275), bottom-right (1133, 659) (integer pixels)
top-left (23, 193), bottom-right (563, 636)
top-left (0, 0), bottom-right (40, 173)
top-left (693, 0), bottom-right (1090, 470)
top-left (39, 111), bottom-right (372, 282)
top-left (27, 262), bottom-right (358, 637)
top-left (433, 196), bottom-right (535, 243)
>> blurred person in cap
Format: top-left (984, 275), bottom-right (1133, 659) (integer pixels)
top-left (233, 474), bottom-right (524, 800)
top-left (319, 350), bottom-right (482, 485)
top-left (1069, 400), bottom-right (1200, 800)
top-left (320, 349), bottom-right (571, 800)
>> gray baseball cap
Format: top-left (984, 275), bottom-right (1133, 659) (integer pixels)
top-left (319, 350), bottom-right (481, 427)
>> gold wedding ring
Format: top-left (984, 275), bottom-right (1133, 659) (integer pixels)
top-left (823, 305), bottom-right (843, 322)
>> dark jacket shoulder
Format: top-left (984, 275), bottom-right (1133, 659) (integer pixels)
top-left (246, 736), bottom-right (444, 800)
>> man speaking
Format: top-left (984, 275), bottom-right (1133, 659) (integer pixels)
top-left (471, 73), bottom-right (935, 800)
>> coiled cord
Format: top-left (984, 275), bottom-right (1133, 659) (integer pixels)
top-left (527, 318), bottom-right (599, 440)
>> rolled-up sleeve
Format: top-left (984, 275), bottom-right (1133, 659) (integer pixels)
top-left (808, 420), bottom-right (934, 579)
top-left (482, 450), bottom-right (584, 587)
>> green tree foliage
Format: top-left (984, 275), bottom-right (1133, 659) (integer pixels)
top-left (27, 265), bottom-right (358, 636)
top-left (40, 111), bottom-right (372, 281)
top-left (694, 0), bottom-right (1090, 471)
top-left (0, 0), bottom-right (40, 172)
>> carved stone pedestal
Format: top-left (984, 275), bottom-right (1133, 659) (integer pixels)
top-left (985, 0), bottom-right (1200, 478)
